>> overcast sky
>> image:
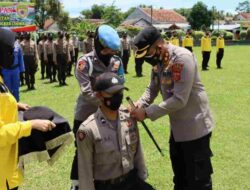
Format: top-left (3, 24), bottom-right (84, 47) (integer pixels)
top-left (60, 0), bottom-right (243, 17)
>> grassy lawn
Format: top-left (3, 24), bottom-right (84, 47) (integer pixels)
top-left (19, 45), bottom-right (250, 190)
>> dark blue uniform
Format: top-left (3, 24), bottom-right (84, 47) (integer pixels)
top-left (2, 41), bottom-right (25, 101)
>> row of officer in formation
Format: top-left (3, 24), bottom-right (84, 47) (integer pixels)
top-left (169, 29), bottom-right (225, 70)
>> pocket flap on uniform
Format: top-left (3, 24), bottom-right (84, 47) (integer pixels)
top-left (95, 140), bottom-right (116, 153)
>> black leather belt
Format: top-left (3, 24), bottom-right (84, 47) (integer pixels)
top-left (95, 169), bottom-right (135, 185)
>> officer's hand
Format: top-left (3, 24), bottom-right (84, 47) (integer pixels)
top-left (127, 101), bottom-right (140, 112)
top-left (130, 108), bottom-right (146, 121)
top-left (31, 119), bottom-right (56, 132)
top-left (17, 102), bottom-right (31, 111)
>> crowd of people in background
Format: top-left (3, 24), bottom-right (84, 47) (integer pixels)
top-left (0, 27), bottom-right (225, 103)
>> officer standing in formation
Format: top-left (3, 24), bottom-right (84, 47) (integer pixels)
top-left (65, 33), bottom-right (75, 76)
top-left (20, 33), bottom-right (38, 90)
top-left (170, 30), bottom-right (179, 46)
top-left (201, 30), bottom-right (212, 71)
top-left (70, 25), bottom-right (125, 190)
top-left (182, 29), bottom-right (194, 52)
top-left (53, 31), bottom-right (70, 86)
top-left (72, 33), bottom-right (80, 64)
top-left (44, 33), bottom-right (57, 83)
top-left (17, 33), bottom-right (25, 86)
top-left (131, 26), bottom-right (215, 190)
top-left (38, 34), bottom-right (47, 79)
top-left (83, 31), bottom-right (94, 54)
top-left (1, 33), bottom-right (25, 101)
top-left (77, 72), bottom-right (154, 190)
top-left (121, 32), bottom-right (131, 74)
top-left (216, 33), bottom-right (225, 69)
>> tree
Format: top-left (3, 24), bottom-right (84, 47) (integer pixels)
top-left (174, 8), bottom-right (191, 18)
top-left (236, 1), bottom-right (250, 13)
top-left (81, 4), bottom-right (105, 19)
top-left (31, 0), bottom-right (62, 29)
top-left (57, 11), bottom-right (70, 30)
top-left (188, 2), bottom-right (212, 30)
top-left (103, 5), bottom-right (124, 27)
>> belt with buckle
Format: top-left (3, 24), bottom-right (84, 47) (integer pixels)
top-left (95, 169), bottom-right (135, 185)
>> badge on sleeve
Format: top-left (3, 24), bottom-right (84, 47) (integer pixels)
top-left (78, 130), bottom-right (86, 141)
top-left (172, 63), bottom-right (184, 82)
top-left (78, 60), bottom-right (86, 71)
top-left (112, 61), bottom-right (120, 71)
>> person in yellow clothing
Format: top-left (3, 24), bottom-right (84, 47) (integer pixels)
top-left (0, 28), bottom-right (56, 190)
top-left (182, 29), bottom-right (193, 52)
top-left (170, 30), bottom-right (179, 46)
top-left (201, 30), bottom-right (212, 71)
top-left (216, 33), bottom-right (225, 69)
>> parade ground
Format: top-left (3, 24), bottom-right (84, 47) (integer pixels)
top-left (19, 45), bottom-right (250, 190)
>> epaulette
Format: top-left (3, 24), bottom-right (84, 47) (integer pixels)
top-left (82, 114), bottom-right (95, 126)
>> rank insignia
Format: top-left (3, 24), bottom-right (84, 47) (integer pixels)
top-left (172, 63), bottom-right (184, 81)
top-left (126, 120), bottom-right (133, 128)
top-left (78, 60), bottom-right (86, 71)
top-left (113, 61), bottom-right (120, 71)
top-left (78, 130), bottom-right (86, 141)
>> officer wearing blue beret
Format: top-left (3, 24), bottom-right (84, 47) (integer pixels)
top-left (70, 25), bottom-right (125, 190)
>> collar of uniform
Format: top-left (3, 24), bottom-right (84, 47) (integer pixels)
top-left (96, 108), bottom-right (118, 130)
top-left (165, 43), bottom-right (175, 61)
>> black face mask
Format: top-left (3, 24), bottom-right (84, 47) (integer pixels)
top-left (0, 43), bottom-right (14, 69)
top-left (103, 92), bottom-right (123, 111)
top-left (144, 54), bottom-right (162, 66)
top-left (94, 35), bottom-right (113, 66)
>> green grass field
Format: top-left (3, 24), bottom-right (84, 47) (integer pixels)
top-left (19, 45), bottom-right (250, 190)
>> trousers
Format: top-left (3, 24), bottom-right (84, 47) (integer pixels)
top-left (170, 133), bottom-right (213, 190)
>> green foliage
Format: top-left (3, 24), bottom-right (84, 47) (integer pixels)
top-left (176, 29), bottom-right (186, 37)
top-left (235, 0), bottom-right (250, 13)
top-left (103, 5), bottom-right (124, 27)
top-left (31, 0), bottom-right (62, 29)
top-left (188, 1), bottom-right (213, 30)
top-left (212, 30), bottom-right (227, 37)
top-left (211, 35), bottom-right (217, 41)
top-left (69, 21), bottom-right (97, 40)
top-left (81, 4), bottom-right (105, 19)
top-left (193, 30), bottom-right (205, 40)
top-left (119, 25), bottom-right (142, 37)
top-left (80, 4), bottom-right (125, 27)
top-left (57, 11), bottom-right (70, 31)
top-left (246, 28), bottom-right (250, 39)
top-left (224, 31), bottom-right (233, 40)
top-left (174, 8), bottom-right (191, 18)
top-left (240, 31), bottom-right (247, 40)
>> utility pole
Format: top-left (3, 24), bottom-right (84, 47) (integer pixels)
top-left (151, 5), bottom-right (153, 25)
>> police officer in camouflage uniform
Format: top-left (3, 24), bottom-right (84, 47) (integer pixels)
top-left (70, 25), bottom-right (125, 190)
top-left (53, 31), bottom-right (70, 86)
top-left (77, 72), bottom-right (154, 190)
top-left (131, 26), bottom-right (215, 190)
top-left (21, 33), bottom-right (38, 90)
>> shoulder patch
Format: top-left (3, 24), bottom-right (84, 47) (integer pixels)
top-left (172, 63), bottom-right (184, 82)
top-left (78, 60), bottom-right (86, 71)
top-left (78, 130), bottom-right (86, 141)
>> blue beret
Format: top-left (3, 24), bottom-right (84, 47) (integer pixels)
top-left (98, 25), bottom-right (121, 51)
